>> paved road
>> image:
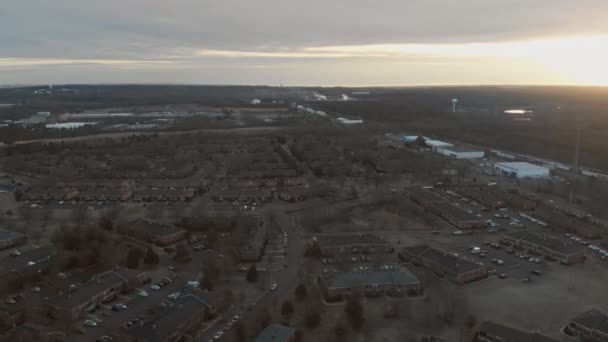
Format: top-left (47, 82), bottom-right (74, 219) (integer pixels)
top-left (204, 210), bottom-right (306, 341)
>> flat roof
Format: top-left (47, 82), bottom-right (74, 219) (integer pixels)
top-left (47, 271), bottom-right (127, 310)
top-left (433, 202), bottom-right (483, 222)
top-left (316, 234), bottom-right (389, 248)
top-left (495, 162), bottom-right (549, 172)
top-left (441, 145), bottom-right (484, 153)
top-left (402, 244), bottom-right (485, 274)
top-left (130, 219), bottom-right (185, 239)
top-left (571, 309), bottom-right (608, 335)
top-left (408, 188), bottom-right (448, 204)
top-left (479, 321), bottom-right (560, 342)
top-left (323, 269), bottom-right (419, 289)
top-left (255, 324), bottom-right (295, 342)
top-left (127, 294), bottom-right (209, 342)
top-left (425, 139), bottom-right (454, 147)
top-left (506, 231), bottom-right (584, 256)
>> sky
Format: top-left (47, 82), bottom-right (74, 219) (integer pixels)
top-left (2, 0), bottom-right (608, 86)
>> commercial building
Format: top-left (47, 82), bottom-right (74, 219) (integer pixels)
top-left (314, 234), bottom-right (391, 257)
top-left (255, 324), bottom-right (296, 342)
top-left (318, 269), bottom-right (421, 300)
top-left (407, 188), bottom-right (448, 206)
top-left (566, 308), bottom-right (608, 342)
top-left (425, 139), bottom-right (454, 151)
top-left (399, 245), bottom-right (487, 285)
top-left (494, 162), bottom-right (550, 179)
top-left (126, 294), bottom-right (212, 342)
top-left (47, 270), bottom-right (128, 320)
top-left (127, 219), bottom-right (187, 246)
top-left (504, 231), bottom-right (585, 265)
top-left (475, 321), bottom-right (560, 342)
top-left (0, 229), bottom-right (26, 250)
top-left (429, 202), bottom-right (487, 229)
top-left (437, 146), bottom-right (485, 159)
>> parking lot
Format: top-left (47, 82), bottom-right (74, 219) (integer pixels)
top-left (460, 241), bottom-right (550, 282)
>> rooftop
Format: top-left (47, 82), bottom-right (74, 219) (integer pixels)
top-left (571, 308), bottom-right (608, 334)
top-left (441, 145), bottom-right (484, 153)
top-left (506, 231), bottom-right (584, 256)
top-left (129, 219), bottom-right (186, 239)
top-left (316, 234), bottom-right (389, 247)
top-left (255, 324), bottom-right (296, 342)
top-left (126, 294), bottom-right (209, 342)
top-left (47, 271), bottom-right (127, 310)
top-left (323, 270), bottom-right (419, 289)
top-left (408, 188), bottom-right (448, 204)
top-left (433, 202), bottom-right (483, 222)
top-left (479, 321), bottom-right (560, 342)
top-left (495, 162), bottom-right (549, 172)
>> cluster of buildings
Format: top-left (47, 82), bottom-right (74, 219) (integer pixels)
top-left (504, 231), bottom-right (586, 265)
top-left (399, 245), bottom-right (488, 285)
top-left (408, 188), bottom-right (487, 229)
top-left (318, 269), bottom-right (421, 300)
top-left (401, 135), bottom-right (485, 159)
top-left (21, 183), bottom-right (199, 203)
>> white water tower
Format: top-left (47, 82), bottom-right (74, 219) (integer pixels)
top-left (451, 98), bottom-right (458, 113)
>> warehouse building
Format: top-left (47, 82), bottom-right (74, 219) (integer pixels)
top-left (565, 308), bottom-right (608, 342)
top-left (504, 231), bottom-right (585, 264)
top-left (399, 245), bottom-right (487, 285)
top-left (318, 269), bottom-right (421, 300)
top-left (437, 146), bottom-right (485, 159)
top-left (494, 162), bottom-right (550, 179)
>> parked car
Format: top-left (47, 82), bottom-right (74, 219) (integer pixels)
top-left (168, 292), bottom-right (181, 300)
top-left (138, 291), bottom-right (149, 297)
top-left (84, 320), bottom-right (97, 327)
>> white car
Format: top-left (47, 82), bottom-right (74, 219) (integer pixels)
top-left (453, 230), bottom-right (463, 235)
top-left (31, 287), bottom-right (41, 292)
top-left (168, 292), bottom-right (181, 300)
top-left (214, 331), bottom-right (224, 340)
top-left (150, 284), bottom-right (161, 291)
top-left (270, 283), bottom-right (278, 291)
top-left (84, 320), bottom-right (97, 327)
top-left (138, 291), bottom-right (149, 297)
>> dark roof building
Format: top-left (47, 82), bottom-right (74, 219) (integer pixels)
top-left (430, 202), bottom-right (487, 229)
top-left (255, 324), bottom-right (296, 342)
top-left (47, 271), bottom-right (128, 320)
top-left (126, 294), bottom-right (211, 342)
top-left (399, 245), bottom-right (487, 285)
top-left (567, 308), bottom-right (608, 342)
top-left (315, 234), bottom-right (391, 256)
top-left (476, 321), bottom-right (560, 342)
top-left (504, 231), bottom-right (585, 264)
top-left (318, 269), bottom-right (421, 300)
top-left (127, 219), bottom-right (187, 246)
